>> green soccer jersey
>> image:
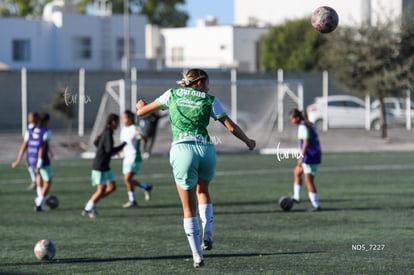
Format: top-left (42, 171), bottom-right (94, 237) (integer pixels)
top-left (155, 87), bottom-right (227, 144)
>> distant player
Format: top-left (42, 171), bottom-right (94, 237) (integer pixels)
top-left (82, 114), bottom-right (126, 218)
top-left (138, 111), bottom-right (161, 160)
top-left (13, 113), bottom-right (53, 211)
top-left (120, 110), bottom-right (153, 208)
top-left (12, 112), bottom-right (39, 190)
top-left (136, 69), bottom-right (256, 268)
top-left (289, 109), bottom-right (322, 211)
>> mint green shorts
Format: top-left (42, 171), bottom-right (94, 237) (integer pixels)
top-left (39, 166), bottom-right (52, 182)
top-left (123, 161), bottom-right (141, 175)
top-left (169, 142), bottom-right (216, 190)
top-left (91, 170), bottom-right (115, 186)
top-left (302, 163), bottom-right (319, 176)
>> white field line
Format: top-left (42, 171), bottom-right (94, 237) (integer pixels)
top-left (1, 163), bottom-right (414, 185)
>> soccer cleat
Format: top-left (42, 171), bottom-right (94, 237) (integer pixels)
top-left (193, 254), bottom-right (204, 269)
top-left (201, 240), bottom-right (213, 251)
top-left (82, 209), bottom-right (97, 218)
top-left (144, 185), bottom-right (153, 201)
top-left (34, 205), bottom-right (48, 212)
top-left (122, 201), bottom-right (138, 208)
top-left (308, 206), bottom-right (321, 212)
top-left (292, 198), bottom-right (301, 203)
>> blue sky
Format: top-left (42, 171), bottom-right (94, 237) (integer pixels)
top-left (183, 0), bottom-right (234, 26)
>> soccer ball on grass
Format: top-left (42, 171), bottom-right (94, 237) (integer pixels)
top-left (34, 239), bottom-right (56, 260)
top-left (279, 196), bottom-right (294, 211)
top-left (45, 195), bottom-right (59, 209)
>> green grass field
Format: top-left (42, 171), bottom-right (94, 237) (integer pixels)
top-left (0, 152), bottom-right (413, 274)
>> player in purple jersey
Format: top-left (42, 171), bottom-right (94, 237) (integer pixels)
top-left (12, 113), bottom-right (53, 211)
top-left (289, 109), bottom-right (322, 211)
top-left (12, 112), bottom-right (39, 190)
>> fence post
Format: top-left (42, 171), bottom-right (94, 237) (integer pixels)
top-left (230, 68), bottom-right (238, 124)
top-left (78, 68), bottom-right (85, 137)
top-left (21, 67), bottom-right (27, 137)
top-left (277, 69), bottom-right (284, 132)
top-left (406, 90), bottom-right (412, 130)
top-left (322, 71), bottom-right (329, 132)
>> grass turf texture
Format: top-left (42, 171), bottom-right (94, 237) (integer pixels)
top-left (0, 152), bottom-right (413, 274)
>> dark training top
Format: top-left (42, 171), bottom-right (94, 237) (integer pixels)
top-left (93, 127), bottom-right (126, 171)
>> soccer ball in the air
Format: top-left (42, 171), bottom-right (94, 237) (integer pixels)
top-left (34, 239), bottom-right (56, 260)
top-left (311, 6), bottom-right (339, 34)
top-left (279, 196), bottom-right (294, 211)
top-left (46, 195), bottom-right (59, 209)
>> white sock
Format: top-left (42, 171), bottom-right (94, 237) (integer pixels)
top-left (293, 183), bottom-right (302, 201)
top-left (198, 203), bottom-right (213, 241)
top-left (36, 186), bottom-right (43, 198)
top-left (35, 195), bottom-right (44, 207)
top-left (128, 191), bottom-right (136, 202)
top-left (308, 192), bottom-right (320, 208)
top-left (183, 217), bottom-right (202, 259)
top-left (28, 167), bottom-right (36, 183)
top-left (85, 200), bottom-right (95, 211)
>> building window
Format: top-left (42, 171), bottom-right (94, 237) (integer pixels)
top-left (117, 38), bottom-right (135, 60)
top-left (12, 40), bottom-right (31, 62)
top-left (73, 37), bottom-right (92, 60)
top-left (171, 47), bottom-right (184, 63)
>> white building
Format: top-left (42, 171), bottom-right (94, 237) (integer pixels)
top-left (160, 22), bottom-right (268, 72)
top-left (0, 1), bottom-right (147, 70)
top-left (234, 0), bottom-right (410, 27)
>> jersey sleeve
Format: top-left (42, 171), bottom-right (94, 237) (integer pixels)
top-left (43, 130), bottom-right (52, 141)
top-left (154, 89), bottom-right (171, 110)
top-left (298, 124), bottom-right (310, 140)
top-left (24, 131), bottom-right (30, 141)
top-left (211, 97), bottom-right (227, 120)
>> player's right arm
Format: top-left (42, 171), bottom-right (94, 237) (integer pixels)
top-left (11, 140), bottom-right (28, 168)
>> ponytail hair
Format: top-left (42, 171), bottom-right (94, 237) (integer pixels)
top-left (105, 113), bottom-right (119, 128)
top-left (177, 68), bottom-right (209, 89)
top-left (289, 108), bottom-right (313, 128)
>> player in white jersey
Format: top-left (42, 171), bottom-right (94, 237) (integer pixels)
top-left (136, 69), bottom-right (256, 268)
top-left (120, 110), bottom-right (153, 208)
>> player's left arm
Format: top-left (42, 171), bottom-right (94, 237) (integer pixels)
top-left (213, 98), bottom-right (255, 150)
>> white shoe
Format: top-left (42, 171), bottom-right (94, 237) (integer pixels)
top-left (144, 185), bottom-right (153, 201)
top-left (142, 152), bottom-right (150, 160)
top-left (193, 254), bottom-right (204, 268)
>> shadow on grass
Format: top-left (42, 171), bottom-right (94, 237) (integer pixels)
top-left (0, 251), bottom-right (324, 267)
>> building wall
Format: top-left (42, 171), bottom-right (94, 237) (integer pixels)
top-left (0, 13), bottom-right (147, 71)
top-left (161, 25), bottom-right (268, 72)
top-left (0, 18), bottom-right (54, 70)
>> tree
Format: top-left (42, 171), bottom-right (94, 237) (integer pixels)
top-left (50, 85), bottom-right (75, 142)
top-left (260, 18), bottom-right (327, 72)
top-left (0, 0), bottom-right (53, 17)
top-left (80, 0), bottom-right (189, 27)
top-left (322, 17), bottom-right (414, 138)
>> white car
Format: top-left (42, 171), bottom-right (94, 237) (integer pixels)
top-left (371, 97), bottom-right (414, 125)
top-left (306, 95), bottom-right (393, 130)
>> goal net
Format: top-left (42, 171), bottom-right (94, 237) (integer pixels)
top-left (82, 80), bottom-right (126, 158)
